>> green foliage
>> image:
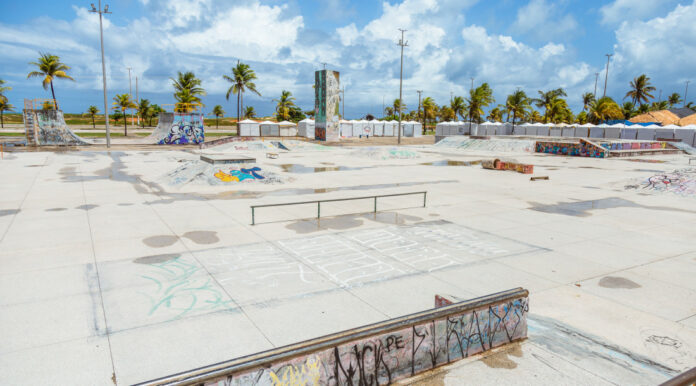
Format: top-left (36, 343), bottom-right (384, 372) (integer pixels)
top-left (466, 83), bottom-right (495, 124)
top-left (27, 52), bottom-right (74, 109)
top-left (588, 97), bottom-right (623, 124)
top-left (667, 93), bottom-right (682, 108)
top-left (625, 74), bottom-right (655, 105)
top-left (274, 90), bottom-right (296, 121)
top-left (506, 90), bottom-right (531, 127)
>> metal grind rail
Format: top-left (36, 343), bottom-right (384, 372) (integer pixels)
top-left (136, 287), bottom-right (529, 386)
top-left (250, 191), bottom-right (427, 225)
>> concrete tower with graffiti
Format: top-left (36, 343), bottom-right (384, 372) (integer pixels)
top-left (314, 69), bottom-right (340, 141)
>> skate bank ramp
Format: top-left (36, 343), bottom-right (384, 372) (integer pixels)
top-left (143, 112), bottom-right (204, 145)
top-left (137, 288), bottom-right (528, 385)
top-left (22, 108), bottom-right (92, 146)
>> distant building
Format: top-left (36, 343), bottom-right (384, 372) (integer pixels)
top-left (630, 108), bottom-right (696, 126)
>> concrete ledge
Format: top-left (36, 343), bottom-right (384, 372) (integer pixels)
top-left (200, 154), bottom-right (256, 164)
top-left (137, 288), bottom-right (529, 386)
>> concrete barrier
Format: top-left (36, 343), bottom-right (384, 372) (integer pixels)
top-left (137, 288), bottom-right (529, 386)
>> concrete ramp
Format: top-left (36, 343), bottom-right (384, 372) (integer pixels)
top-left (140, 112), bottom-right (204, 145)
top-left (137, 288), bottom-right (528, 385)
top-left (22, 108), bottom-right (92, 146)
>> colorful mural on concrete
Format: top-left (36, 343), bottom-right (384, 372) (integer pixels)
top-left (201, 296), bottom-right (528, 385)
top-left (214, 167), bottom-right (265, 182)
top-left (535, 139), bottom-right (608, 158)
top-left (314, 70), bottom-right (340, 141)
top-left (600, 141), bottom-right (667, 151)
top-left (157, 113), bottom-right (205, 145)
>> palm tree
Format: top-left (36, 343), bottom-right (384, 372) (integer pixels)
top-left (487, 107), bottom-right (502, 122)
top-left (171, 71), bottom-right (205, 112)
top-left (112, 93), bottom-right (137, 135)
top-left (212, 105), bottom-right (225, 129)
top-left (148, 104), bottom-right (163, 126)
top-left (588, 97), bottom-right (623, 124)
top-left (505, 90), bottom-right (530, 130)
top-left (582, 92), bottom-right (595, 112)
top-left (384, 106), bottom-right (394, 118)
top-left (0, 98), bottom-right (14, 128)
top-left (0, 79), bottom-right (11, 101)
top-left (667, 93), bottom-right (682, 108)
top-left (547, 97), bottom-right (572, 123)
top-left (650, 101), bottom-right (668, 111)
top-left (83, 105), bottom-right (100, 129)
top-left (27, 53), bottom-right (74, 110)
top-left (466, 83), bottom-right (495, 126)
top-left (687, 101), bottom-right (695, 112)
top-left (273, 90), bottom-right (296, 121)
top-left (393, 98), bottom-right (406, 116)
top-left (421, 97), bottom-right (436, 128)
top-left (532, 88), bottom-right (566, 122)
top-left (137, 99), bottom-right (151, 128)
top-left (576, 111), bottom-right (588, 124)
top-left (223, 61), bottom-right (261, 135)
top-left (530, 110), bottom-right (542, 123)
top-left (621, 102), bottom-right (636, 119)
top-left (439, 106), bottom-right (455, 122)
top-left (244, 106), bottom-right (255, 119)
top-left (625, 74), bottom-right (656, 106)
top-left (450, 96), bottom-right (466, 120)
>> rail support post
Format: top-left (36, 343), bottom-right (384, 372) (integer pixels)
top-left (251, 207), bottom-right (255, 225)
top-left (374, 196), bottom-right (377, 213)
top-left (317, 201), bottom-right (321, 219)
top-left (423, 191), bottom-right (427, 207)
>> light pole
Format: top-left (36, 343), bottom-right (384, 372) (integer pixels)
top-left (136, 76), bottom-right (139, 126)
top-left (594, 72), bottom-right (599, 97)
top-left (603, 54), bottom-right (613, 98)
top-left (127, 66), bottom-right (133, 127)
top-left (417, 90), bottom-right (423, 134)
top-left (341, 87), bottom-right (345, 119)
top-left (685, 81), bottom-right (691, 107)
top-left (89, 1), bottom-right (112, 148)
top-left (397, 28), bottom-right (408, 145)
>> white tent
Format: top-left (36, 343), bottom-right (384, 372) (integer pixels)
top-left (587, 124), bottom-right (604, 138)
top-left (681, 125), bottom-right (696, 146)
top-left (411, 121), bottom-right (423, 137)
top-left (340, 120), bottom-right (352, 137)
top-left (573, 124), bottom-right (589, 138)
top-left (260, 120), bottom-right (279, 136)
top-left (435, 121), bottom-right (450, 136)
top-left (533, 122), bottom-right (550, 136)
top-left (674, 126), bottom-right (696, 145)
top-left (352, 120), bottom-right (366, 137)
top-left (557, 123), bottom-right (574, 138)
top-left (239, 119), bottom-right (260, 137)
top-left (458, 121), bottom-right (471, 135)
top-left (372, 120), bottom-right (385, 136)
top-left (519, 122), bottom-right (534, 136)
top-left (278, 120), bottom-right (297, 137)
top-left (656, 124), bottom-right (677, 140)
top-left (549, 125), bottom-right (562, 137)
top-left (603, 123), bottom-right (620, 139)
top-left (619, 124), bottom-right (638, 140)
top-left (297, 118), bottom-right (314, 138)
top-left (383, 120), bottom-right (395, 136)
top-left (635, 124), bottom-right (656, 141)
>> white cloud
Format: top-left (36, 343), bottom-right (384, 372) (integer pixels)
top-left (513, 0), bottom-right (579, 40)
top-left (611, 1), bottom-right (696, 93)
top-left (599, 0), bottom-right (681, 25)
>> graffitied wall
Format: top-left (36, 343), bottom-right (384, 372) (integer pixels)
top-left (158, 113), bottom-right (205, 145)
top-left (200, 295), bottom-right (528, 385)
top-left (314, 70), bottom-right (340, 141)
top-left (25, 109), bottom-right (90, 145)
top-left (535, 139), bottom-right (608, 158)
top-left (600, 141), bottom-right (667, 151)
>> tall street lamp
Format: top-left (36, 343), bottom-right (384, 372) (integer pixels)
top-left (89, 1), bottom-right (112, 148)
top-left (603, 54), bottom-right (613, 98)
top-left (397, 28), bottom-right (408, 145)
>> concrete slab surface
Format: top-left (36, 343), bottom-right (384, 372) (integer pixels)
top-left (0, 140), bottom-right (695, 384)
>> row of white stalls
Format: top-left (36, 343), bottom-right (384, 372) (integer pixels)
top-left (297, 119), bottom-right (423, 138)
top-left (238, 119), bottom-right (298, 137)
top-left (435, 121), bottom-right (696, 146)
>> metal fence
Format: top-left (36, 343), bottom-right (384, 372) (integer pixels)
top-left (250, 191), bottom-right (427, 225)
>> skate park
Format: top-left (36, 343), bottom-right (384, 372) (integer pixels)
top-left (2, 83), bottom-right (696, 384)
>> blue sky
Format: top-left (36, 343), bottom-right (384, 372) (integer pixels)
top-left (1, 0), bottom-right (694, 117)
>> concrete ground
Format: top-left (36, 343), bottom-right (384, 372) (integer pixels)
top-left (0, 138), bottom-right (695, 385)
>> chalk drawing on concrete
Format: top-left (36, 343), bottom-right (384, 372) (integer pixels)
top-left (139, 256), bottom-right (233, 320)
top-left (214, 167), bottom-right (265, 182)
top-left (624, 168), bottom-right (696, 197)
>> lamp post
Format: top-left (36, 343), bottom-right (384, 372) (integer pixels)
top-left (89, 1), bottom-right (112, 148)
top-left (603, 54), bottom-right (613, 98)
top-left (397, 28), bottom-right (408, 145)
top-left (594, 72), bottom-right (599, 97)
top-left (685, 81), bottom-right (690, 107)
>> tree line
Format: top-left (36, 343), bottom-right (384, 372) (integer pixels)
top-left (2, 52), bottom-right (694, 132)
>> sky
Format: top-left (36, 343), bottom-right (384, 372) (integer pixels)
top-left (1, 0), bottom-right (695, 117)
